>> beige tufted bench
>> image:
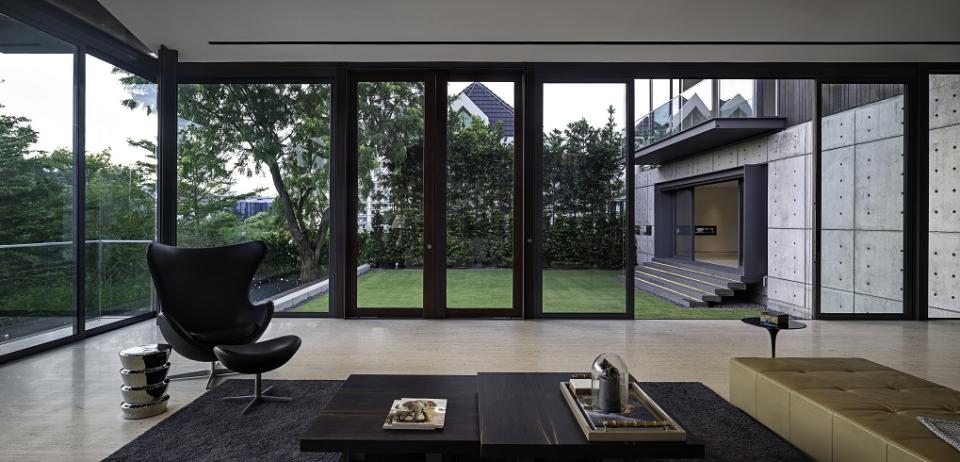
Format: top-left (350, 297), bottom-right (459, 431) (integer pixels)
top-left (730, 357), bottom-right (960, 462)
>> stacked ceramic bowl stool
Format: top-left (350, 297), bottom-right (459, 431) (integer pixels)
top-left (119, 344), bottom-right (172, 419)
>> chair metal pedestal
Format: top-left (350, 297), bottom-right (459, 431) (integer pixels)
top-left (221, 373), bottom-right (292, 415)
top-left (168, 361), bottom-right (238, 389)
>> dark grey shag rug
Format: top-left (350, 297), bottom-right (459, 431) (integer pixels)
top-left (104, 379), bottom-right (342, 462)
top-left (104, 380), bottom-right (810, 461)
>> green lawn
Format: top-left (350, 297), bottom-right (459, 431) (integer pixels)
top-left (295, 268), bottom-right (759, 319)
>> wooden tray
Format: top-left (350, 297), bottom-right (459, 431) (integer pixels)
top-left (560, 381), bottom-right (687, 442)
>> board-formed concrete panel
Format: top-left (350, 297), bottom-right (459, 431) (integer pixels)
top-left (821, 110), bottom-right (856, 150)
top-left (659, 158), bottom-right (693, 181)
top-left (854, 137), bottom-right (904, 231)
top-left (930, 75), bottom-right (960, 130)
top-left (929, 124), bottom-right (960, 233)
top-left (854, 230), bottom-right (904, 302)
top-left (713, 146), bottom-right (738, 171)
top-left (768, 122), bottom-right (810, 161)
top-left (737, 138), bottom-right (767, 166)
top-left (821, 147), bottom-right (855, 230)
top-left (929, 306), bottom-right (960, 318)
top-left (766, 277), bottom-right (806, 312)
top-left (820, 287), bottom-right (854, 314)
top-left (804, 155), bottom-right (813, 230)
top-left (767, 155), bottom-right (806, 229)
top-left (928, 232), bottom-right (960, 311)
top-left (854, 96), bottom-right (904, 145)
top-left (854, 293), bottom-right (903, 314)
top-left (636, 186), bottom-right (654, 226)
top-left (768, 228), bottom-right (805, 282)
top-left (692, 153), bottom-right (714, 176)
top-left (821, 230), bottom-right (854, 291)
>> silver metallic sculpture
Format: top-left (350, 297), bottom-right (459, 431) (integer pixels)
top-left (119, 344), bottom-right (172, 419)
top-left (591, 353), bottom-right (629, 414)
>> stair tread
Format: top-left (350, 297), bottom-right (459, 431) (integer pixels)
top-left (633, 278), bottom-right (707, 308)
top-left (634, 272), bottom-right (722, 303)
top-left (645, 262), bottom-right (747, 289)
top-left (636, 266), bottom-right (735, 295)
top-left (652, 258), bottom-right (744, 282)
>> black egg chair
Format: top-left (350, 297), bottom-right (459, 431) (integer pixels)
top-left (146, 241), bottom-right (274, 389)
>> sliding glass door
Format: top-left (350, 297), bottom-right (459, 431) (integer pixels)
top-left (445, 79), bottom-right (521, 315)
top-left (540, 83), bottom-right (630, 316)
top-left (352, 77), bottom-right (426, 315)
top-left (0, 18), bottom-right (77, 355)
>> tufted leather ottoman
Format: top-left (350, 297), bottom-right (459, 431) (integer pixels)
top-left (730, 357), bottom-right (960, 462)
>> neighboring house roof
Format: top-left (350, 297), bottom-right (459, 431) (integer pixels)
top-left (456, 82), bottom-right (515, 137)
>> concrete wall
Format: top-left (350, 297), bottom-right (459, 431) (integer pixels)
top-left (636, 122), bottom-right (815, 318)
top-left (928, 75), bottom-right (960, 318)
top-left (820, 95), bottom-right (905, 314)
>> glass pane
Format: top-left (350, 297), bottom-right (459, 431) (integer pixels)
top-left (693, 181), bottom-right (740, 268)
top-left (84, 55), bottom-right (157, 328)
top-left (719, 79), bottom-right (756, 118)
top-left (0, 15), bottom-right (76, 354)
top-left (446, 81), bottom-right (515, 309)
top-left (542, 83), bottom-right (627, 314)
top-left (356, 82), bottom-right (425, 309)
top-left (177, 83), bottom-right (333, 313)
top-left (928, 75), bottom-right (960, 318)
top-left (819, 83), bottom-right (905, 314)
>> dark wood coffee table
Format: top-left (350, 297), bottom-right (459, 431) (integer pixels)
top-left (478, 372), bottom-right (704, 460)
top-left (300, 374), bottom-right (479, 459)
top-left (301, 373), bottom-right (705, 461)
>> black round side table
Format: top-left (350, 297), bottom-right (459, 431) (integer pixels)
top-left (741, 317), bottom-right (806, 358)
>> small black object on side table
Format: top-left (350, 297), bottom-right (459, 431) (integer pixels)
top-left (741, 317), bottom-right (806, 357)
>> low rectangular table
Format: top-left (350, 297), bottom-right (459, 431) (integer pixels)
top-left (300, 373), bottom-right (705, 461)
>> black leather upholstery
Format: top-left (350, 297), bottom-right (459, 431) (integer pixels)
top-left (146, 241), bottom-right (274, 363)
top-left (214, 335), bottom-right (302, 375)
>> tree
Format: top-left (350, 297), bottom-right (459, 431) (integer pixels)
top-left (542, 107), bottom-right (625, 268)
top-left (0, 109), bottom-right (72, 245)
top-left (177, 84), bottom-right (332, 281)
top-left (446, 113), bottom-right (513, 267)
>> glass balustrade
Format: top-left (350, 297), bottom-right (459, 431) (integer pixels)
top-left (635, 79), bottom-right (769, 149)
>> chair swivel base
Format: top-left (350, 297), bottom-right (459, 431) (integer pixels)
top-left (168, 361), bottom-right (238, 389)
top-left (221, 373), bottom-right (292, 415)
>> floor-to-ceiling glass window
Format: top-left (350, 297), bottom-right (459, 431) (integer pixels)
top-left (84, 55), bottom-right (157, 328)
top-left (541, 83), bottom-right (628, 315)
top-left (819, 83), bottom-right (906, 315)
top-left (354, 80), bottom-right (425, 311)
top-left (445, 81), bottom-right (517, 311)
top-left (176, 83), bottom-right (333, 313)
top-left (0, 16), bottom-right (76, 354)
top-left (928, 74), bottom-right (960, 319)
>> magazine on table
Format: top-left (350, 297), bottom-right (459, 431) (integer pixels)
top-left (383, 398), bottom-right (447, 430)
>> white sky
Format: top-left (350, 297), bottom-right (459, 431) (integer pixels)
top-left (0, 54), bottom-right (156, 167)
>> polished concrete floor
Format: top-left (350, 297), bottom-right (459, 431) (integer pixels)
top-left (1, 318), bottom-right (959, 461)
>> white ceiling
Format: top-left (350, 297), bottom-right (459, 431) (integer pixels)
top-left (98, 0), bottom-right (960, 62)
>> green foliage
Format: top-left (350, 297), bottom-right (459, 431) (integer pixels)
top-left (542, 107), bottom-right (625, 269)
top-left (446, 114), bottom-right (513, 267)
top-left (177, 83), bottom-right (332, 281)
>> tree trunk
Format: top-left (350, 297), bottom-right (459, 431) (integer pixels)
top-left (265, 159), bottom-right (317, 281)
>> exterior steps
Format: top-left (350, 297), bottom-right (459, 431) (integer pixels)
top-left (649, 258), bottom-right (747, 289)
top-left (635, 258), bottom-right (750, 307)
top-left (632, 274), bottom-right (710, 308)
